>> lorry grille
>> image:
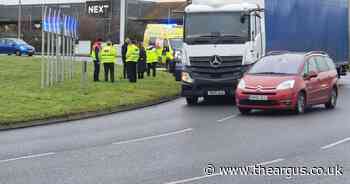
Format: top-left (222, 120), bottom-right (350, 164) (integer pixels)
top-left (189, 56), bottom-right (243, 79)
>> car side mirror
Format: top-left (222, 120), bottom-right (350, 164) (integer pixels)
top-left (304, 71), bottom-right (318, 80)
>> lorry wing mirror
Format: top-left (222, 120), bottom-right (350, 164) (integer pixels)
top-left (240, 15), bottom-right (246, 24)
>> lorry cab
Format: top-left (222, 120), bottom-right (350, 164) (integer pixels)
top-left (181, 1), bottom-right (265, 104)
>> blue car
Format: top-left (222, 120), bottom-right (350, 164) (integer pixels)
top-left (0, 38), bottom-right (35, 56)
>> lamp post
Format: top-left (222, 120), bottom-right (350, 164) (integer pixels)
top-left (18, 0), bottom-right (22, 39)
top-left (120, 0), bottom-right (126, 45)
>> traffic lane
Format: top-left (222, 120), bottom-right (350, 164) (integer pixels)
top-left (203, 140), bottom-right (350, 184)
top-left (0, 97), bottom-right (237, 161)
top-left (162, 83), bottom-right (350, 184)
top-left (0, 86), bottom-right (350, 184)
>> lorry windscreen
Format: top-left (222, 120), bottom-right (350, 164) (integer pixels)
top-left (185, 12), bottom-right (250, 44)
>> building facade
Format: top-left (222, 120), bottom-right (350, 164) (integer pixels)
top-left (0, 0), bottom-right (186, 51)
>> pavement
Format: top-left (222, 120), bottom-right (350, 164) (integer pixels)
top-left (1, 76), bottom-right (350, 184)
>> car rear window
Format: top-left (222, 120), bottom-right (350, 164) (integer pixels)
top-left (248, 54), bottom-right (304, 75)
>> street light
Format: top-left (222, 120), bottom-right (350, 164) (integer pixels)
top-left (120, 0), bottom-right (126, 45)
top-left (18, 0), bottom-right (22, 39)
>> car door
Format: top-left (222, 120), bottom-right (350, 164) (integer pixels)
top-left (4, 39), bottom-right (15, 54)
top-left (315, 56), bottom-right (331, 102)
top-left (0, 39), bottom-right (6, 54)
top-left (303, 57), bottom-right (322, 105)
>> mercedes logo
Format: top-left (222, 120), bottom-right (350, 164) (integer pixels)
top-left (210, 55), bottom-right (222, 68)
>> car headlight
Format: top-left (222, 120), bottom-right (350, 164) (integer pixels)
top-left (237, 79), bottom-right (246, 90)
top-left (276, 80), bottom-right (295, 90)
top-left (182, 72), bottom-right (194, 83)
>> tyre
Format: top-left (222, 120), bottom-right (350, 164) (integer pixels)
top-left (239, 108), bottom-right (251, 115)
top-left (294, 92), bottom-right (306, 114)
top-left (186, 97), bottom-right (198, 105)
top-left (325, 88), bottom-right (337, 109)
top-left (15, 51), bottom-right (21, 56)
top-left (28, 53), bottom-right (34, 57)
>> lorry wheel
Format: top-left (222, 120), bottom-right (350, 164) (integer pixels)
top-left (294, 92), bottom-right (306, 114)
top-left (325, 88), bottom-right (337, 109)
top-left (239, 108), bottom-right (251, 115)
top-left (186, 97), bottom-right (198, 105)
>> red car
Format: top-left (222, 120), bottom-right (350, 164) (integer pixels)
top-left (236, 51), bottom-right (338, 115)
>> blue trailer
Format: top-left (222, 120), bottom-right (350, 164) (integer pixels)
top-left (265, 0), bottom-right (349, 75)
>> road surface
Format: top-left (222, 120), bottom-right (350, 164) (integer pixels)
top-left (1, 76), bottom-right (350, 184)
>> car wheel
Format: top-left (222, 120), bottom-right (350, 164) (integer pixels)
top-left (186, 97), bottom-right (198, 105)
top-left (325, 88), bottom-right (337, 109)
top-left (15, 51), bottom-right (21, 56)
top-left (239, 108), bottom-right (251, 115)
top-left (294, 92), bottom-right (306, 114)
top-left (28, 53), bottom-right (33, 57)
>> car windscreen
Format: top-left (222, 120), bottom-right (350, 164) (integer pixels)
top-left (185, 12), bottom-right (250, 44)
top-left (248, 54), bottom-right (304, 75)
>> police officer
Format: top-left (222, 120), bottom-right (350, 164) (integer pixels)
top-left (91, 38), bottom-right (102, 81)
top-left (100, 41), bottom-right (117, 83)
top-left (138, 42), bottom-right (147, 79)
top-left (146, 44), bottom-right (158, 77)
top-left (126, 39), bottom-right (140, 83)
top-left (121, 38), bottom-right (130, 79)
top-left (163, 45), bottom-right (174, 72)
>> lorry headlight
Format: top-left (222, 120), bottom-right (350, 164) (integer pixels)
top-left (237, 79), bottom-right (246, 90)
top-left (276, 80), bottom-right (295, 90)
top-left (182, 72), bottom-right (194, 83)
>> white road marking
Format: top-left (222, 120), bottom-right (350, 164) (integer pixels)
top-left (164, 173), bottom-right (221, 184)
top-left (112, 128), bottom-right (193, 145)
top-left (217, 114), bottom-right (238, 122)
top-left (257, 158), bottom-right (285, 166)
top-left (164, 158), bottom-right (285, 184)
top-left (321, 137), bottom-right (350, 150)
top-left (0, 152), bottom-right (56, 164)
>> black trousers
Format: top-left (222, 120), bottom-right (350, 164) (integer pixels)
top-left (138, 72), bottom-right (144, 79)
top-left (122, 60), bottom-right (127, 79)
top-left (103, 63), bottom-right (115, 82)
top-left (147, 63), bottom-right (157, 77)
top-left (126, 62), bottom-right (137, 83)
top-left (93, 60), bottom-right (100, 81)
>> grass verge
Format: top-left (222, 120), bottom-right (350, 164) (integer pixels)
top-left (0, 56), bottom-right (180, 126)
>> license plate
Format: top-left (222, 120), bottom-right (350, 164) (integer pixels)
top-left (208, 90), bottom-right (226, 96)
top-left (249, 95), bottom-right (268, 101)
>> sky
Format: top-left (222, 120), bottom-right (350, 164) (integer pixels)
top-left (1, 0), bottom-right (186, 5)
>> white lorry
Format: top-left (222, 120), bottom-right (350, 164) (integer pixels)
top-left (181, 0), bottom-right (265, 104)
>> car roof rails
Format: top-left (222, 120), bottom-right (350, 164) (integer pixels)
top-left (266, 51), bottom-right (290, 56)
top-left (305, 51), bottom-right (329, 56)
